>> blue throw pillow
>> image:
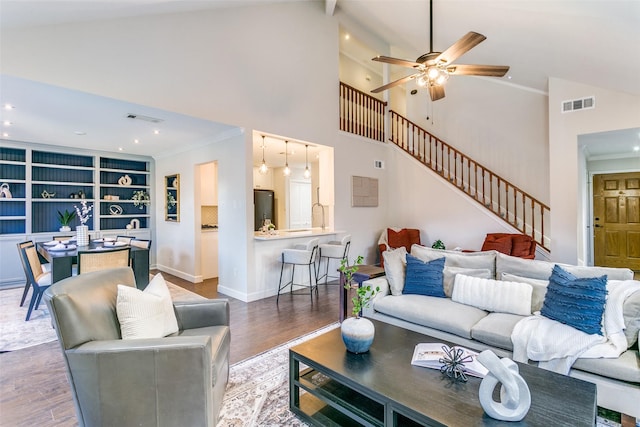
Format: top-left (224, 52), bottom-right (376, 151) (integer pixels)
top-left (402, 255), bottom-right (446, 297)
top-left (540, 265), bottom-right (607, 335)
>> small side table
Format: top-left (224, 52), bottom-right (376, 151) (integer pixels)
top-left (340, 264), bottom-right (385, 322)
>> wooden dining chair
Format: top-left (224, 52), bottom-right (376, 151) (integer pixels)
top-left (78, 247), bottom-right (131, 275)
top-left (20, 245), bottom-right (53, 321)
top-left (16, 241), bottom-right (51, 307)
top-left (52, 235), bottom-right (74, 242)
top-left (130, 238), bottom-right (151, 249)
top-left (116, 235), bottom-right (134, 244)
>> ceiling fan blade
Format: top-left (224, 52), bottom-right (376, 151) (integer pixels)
top-left (434, 31), bottom-right (486, 65)
top-left (371, 73), bottom-right (421, 93)
top-left (429, 85), bottom-right (445, 101)
top-left (446, 64), bottom-right (510, 77)
top-left (372, 55), bottom-right (423, 69)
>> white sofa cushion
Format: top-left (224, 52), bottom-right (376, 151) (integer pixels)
top-left (373, 294), bottom-right (488, 339)
top-left (382, 247), bottom-right (407, 296)
top-left (452, 274), bottom-right (533, 316)
top-left (443, 267), bottom-right (492, 298)
top-left (471, 312), bottom-right (526, 351)
top-left (411, 245), bottom-right (497, 277)
top-left (501, 272), bottom-right (549, 313)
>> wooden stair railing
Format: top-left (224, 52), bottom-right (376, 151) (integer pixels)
top-left (339, 82), bottom-right (387, 142)
top-left (389, 110), bottom-right (550, 252)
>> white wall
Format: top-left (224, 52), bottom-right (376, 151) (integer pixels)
top-left (549, 78), bottom-right (640, 264)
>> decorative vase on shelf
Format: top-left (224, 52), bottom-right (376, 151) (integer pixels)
top-left (76, 225), bottom-right (89, 246)
top-left (341, 317), bottom-right (375, 353)
top-left (59, 226), bottom-right (71, 232)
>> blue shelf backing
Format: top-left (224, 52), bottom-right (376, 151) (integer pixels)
top-left (1, 164), bottom-right (26, 180)
top-left (101, 202), bottom-right (148, 216)
top-left (32, 166), bottom-right (94, 183)
top-left (0, 147), bottom-right (26, 162)
top-left (100, 157), bottom-right (148, 172)
top-left (100, 170), bottom-right (148, 186)
top-left (0, 182), bottom-right (25, 198)
top-left (100, 217), bottom-right (148, 230)
top-left (33, 151), bottom-right (93, 167)
top-left (32, 183), bottom-right (93, 200)
top-left (0, 219), bottom-right (25, 234)
top-left (0, 200), bottom-right (26, 216)
top-left (32, 201), bottom-right (94, 233)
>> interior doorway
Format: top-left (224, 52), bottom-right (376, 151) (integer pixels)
top-left (593, 172), bottom-right (640, 271)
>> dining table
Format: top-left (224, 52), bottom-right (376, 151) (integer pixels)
top-left (37, 240), bottom-right (150, 289)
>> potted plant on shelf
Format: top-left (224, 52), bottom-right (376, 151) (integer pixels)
top-left (339, 255), bottom-right (380, 353)
top-left (132, 190), bottom-right (150, 210)
top-left (432, 239), bottom-right (446, 250)
top-left (57, 209), bottom-right (76, 232)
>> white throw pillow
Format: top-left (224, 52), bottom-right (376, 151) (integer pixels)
top-left (443, 267), bottom-right (492, 298)
top-left (116, 273), bottom-right (179, 339)
top-left (501, 272), bottom-right (549, 313)
top-left (383, 247), bottom-right (407, 296)
top-left (452, 274), bottom-right (533, 316)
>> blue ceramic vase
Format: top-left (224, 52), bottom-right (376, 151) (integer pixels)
top-left (341, 317), bottom-right (375, 353)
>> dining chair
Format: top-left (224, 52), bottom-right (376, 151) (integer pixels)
top-left (77, 247), bottom-right (131, 274)
top-left (20, 245), bottom-right (52, 321)
top-left (52, 235), bottom-right (74, 241)
top-left (17, 241), bottom-right (52, 307)
top-left (116, 235), bottom-right (134, 244)
top-left (130, 238), bottom-right (152, 249)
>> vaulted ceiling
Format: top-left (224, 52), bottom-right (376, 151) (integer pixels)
top-left (1, 0), bottom-right (639, 159)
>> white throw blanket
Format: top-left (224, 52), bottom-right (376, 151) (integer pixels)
top-left (511, 280), bottom-right (639, 374)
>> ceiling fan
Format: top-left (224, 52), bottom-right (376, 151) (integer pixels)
top-left (371, 0), bottom-right (510, 101)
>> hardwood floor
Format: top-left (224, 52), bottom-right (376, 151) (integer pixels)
top-left (0, 271), bottom-right (342, 426)
top-left (155, 270), bottom-right (342, 363)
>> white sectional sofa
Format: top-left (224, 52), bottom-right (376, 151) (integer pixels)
top-left (362, 245), bottom-right (640, 418)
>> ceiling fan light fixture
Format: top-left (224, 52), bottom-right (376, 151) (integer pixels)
top-left (259, 135), bottom-right (268, 175)
top-left (417, 75), bottom-right (428, 87)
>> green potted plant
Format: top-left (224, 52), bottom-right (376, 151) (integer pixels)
top-left (57, 209), bottom-right (76, 232)
top-left (432, 239), bottom-right (446, 250)
top-left (339, 255), bottom-right (380, 353)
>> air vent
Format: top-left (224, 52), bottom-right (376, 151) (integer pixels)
top-left (561, 96), bottom-right (595, 113)
top-left (374, 160), bottom-right (384, 169)
top-left (126, 113), bottom-right (164, 123)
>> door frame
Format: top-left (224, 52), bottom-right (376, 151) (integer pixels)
top-left (587, 168), bottom-right (640, 266)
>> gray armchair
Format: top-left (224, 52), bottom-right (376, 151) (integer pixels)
top-left (44, 267), bottom-right (230, 427)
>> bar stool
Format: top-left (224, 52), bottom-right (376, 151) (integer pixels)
top-left (277, 238), bottom-right (319, 304)
top-left (317, 234), bottom-right (351, 285)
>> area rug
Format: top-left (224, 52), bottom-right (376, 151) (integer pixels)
top-left (217, 322), bottom-right (340, 426)
top-left (0, 276), bottom-right (203, 352)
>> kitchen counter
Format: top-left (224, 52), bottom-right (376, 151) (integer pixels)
top-left (254, 228), bottom-right (344, 240)
top-left (252, 228), bottom-right (347, 301)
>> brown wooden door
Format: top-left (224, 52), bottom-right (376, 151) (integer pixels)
top-left (593, 172), bottom-right (640, 271)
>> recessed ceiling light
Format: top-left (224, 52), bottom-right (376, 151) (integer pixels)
top-left (633, 146), bottom-right (639, 152)
top-left (4, 104), bottom-right (15, 110)
top-left (344, 33), bottom-right (350, 40)
top-left (134, 139), bottom-right (139, 144)
top-left (507, 75), bottom-right (512, 80)
top-left (3, 121), bottom-right (12, 126)
top-left (74, 131), bottom-right (86, 136)
top-left (118, 147), bottom-right (123, 151)
top-left (2, 132), bottom-right (9, 138)
top-left (153, 130), bottom-right (160, 135)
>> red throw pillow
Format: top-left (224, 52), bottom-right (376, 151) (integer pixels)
top-left (387, 228), bottom-right (408, 250)
top-left (511, 235), bottom-right (534, 258)
top-left (481, 234), bottom-right (513, 255)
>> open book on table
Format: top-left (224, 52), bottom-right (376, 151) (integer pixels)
top-left (411, 343), bottom-right (489, 378)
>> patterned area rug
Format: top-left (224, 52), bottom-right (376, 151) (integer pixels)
top-left (0, 276), bottom-right (203, 352)
top-left (217, 323), bottom-right (340, 426)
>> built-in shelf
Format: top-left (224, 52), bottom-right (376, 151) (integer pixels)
top-left (0, 147), bottom-right (153, 235)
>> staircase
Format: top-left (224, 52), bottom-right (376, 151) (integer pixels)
top-left (339, 82), bottom-right (550, 252)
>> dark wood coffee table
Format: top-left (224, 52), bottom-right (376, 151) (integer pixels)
top-left (289, 320), bottom-right (597, 426)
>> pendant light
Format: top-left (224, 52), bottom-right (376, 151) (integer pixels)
top-left (259, 135), bottom-right (268, 175)
top-left (303, 144), bottom-right (311, 179)
top-left (283, 140), bottom-right (291, 176)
